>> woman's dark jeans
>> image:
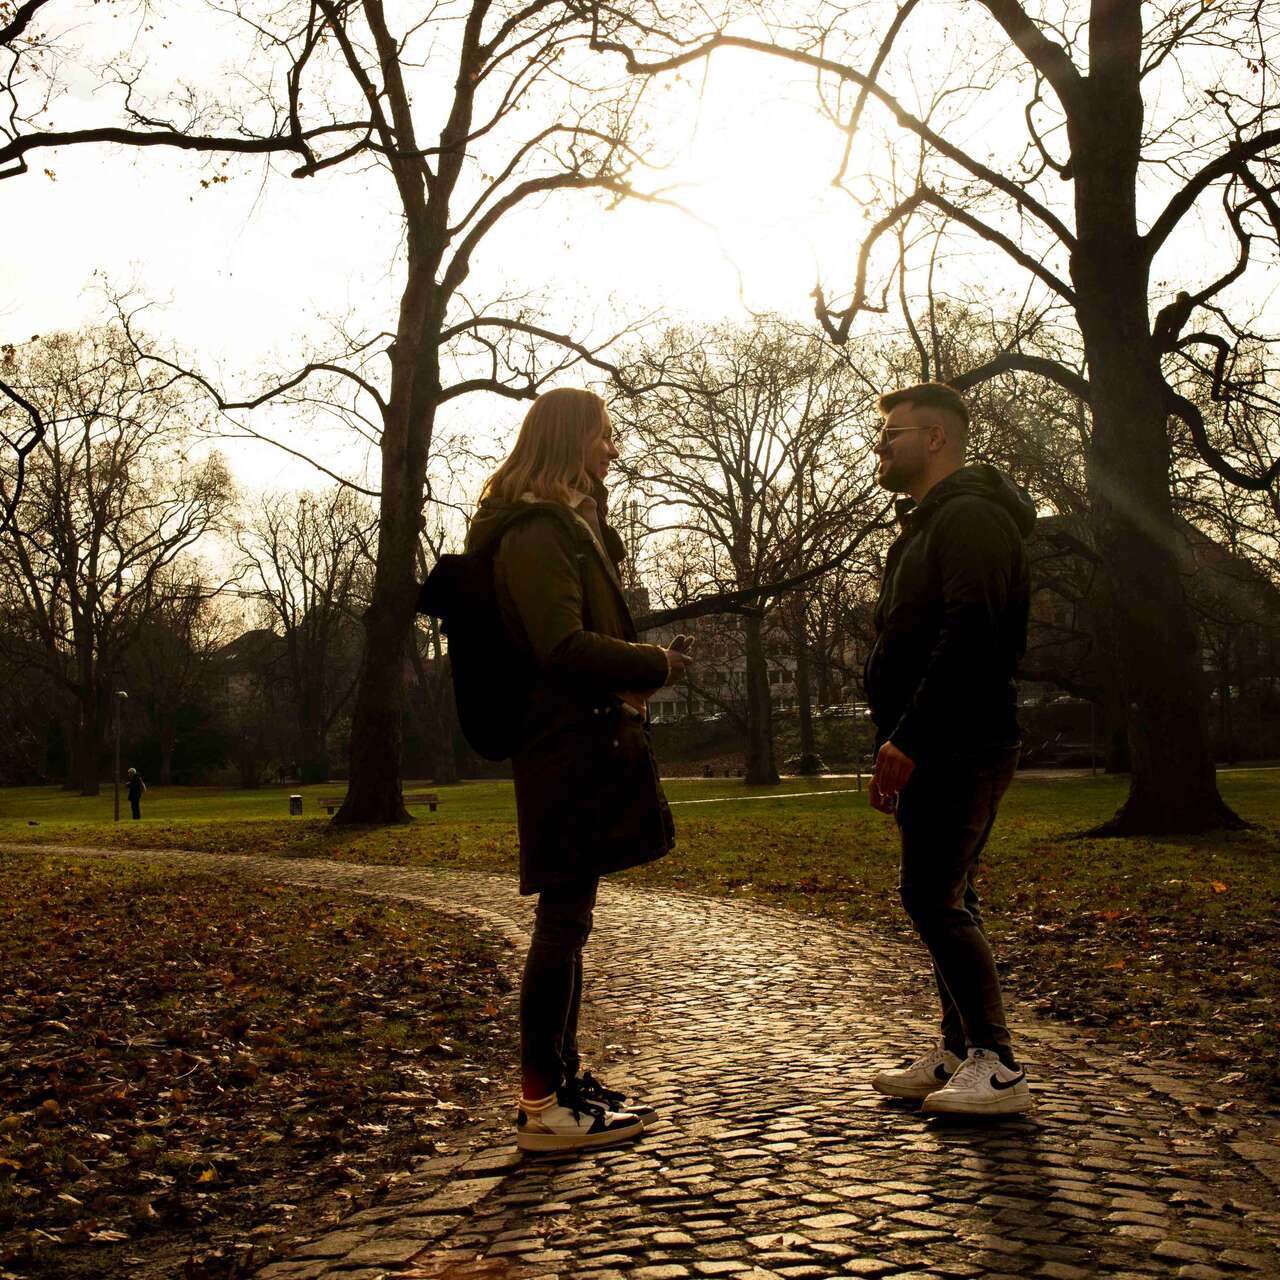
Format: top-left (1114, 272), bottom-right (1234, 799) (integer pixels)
top-left (896, 748), bottom-right (1020, 1067)
top-left (520, 877), bottom-right (599, 1097)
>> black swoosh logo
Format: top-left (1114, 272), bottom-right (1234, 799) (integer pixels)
top-left (991, 1071), bottom-right (1026, 1091)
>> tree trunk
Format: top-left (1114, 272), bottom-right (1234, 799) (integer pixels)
top-left (815, 642), bottom-right (834, 710)
top-left (337, 592), bottom-right (413, 822)
top-left (742, 613), bottom-right (778, 785)
top-left (1070, 58), bottom-right (1237, 833)
top-left (1102, 692), bottom-right (1130, 774)
top-left (1219, 682), bottom-right (1235, 767)
top-left (792, 605), bottom-right (820, 772)
top-left (159, 722), bottom-right (176, 787)
top-left (336, 264), bottom-right (440, 824)
top-left (299, 728), bottom-right (331, 784)
top-left (432, 661), bottom-right (460, 786)
top-left (76, 694), bottom-right (101, 796)
top-left (1082, 348), bottom-right (1233, 829)
top-left (410, 631), bottom-right (459, 785)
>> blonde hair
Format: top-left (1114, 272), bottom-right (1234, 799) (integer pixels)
top-left (481, 388), bottom-right (608, 507)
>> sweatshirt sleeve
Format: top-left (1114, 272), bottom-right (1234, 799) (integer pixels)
top-left (888, 499), bottom-right (1016, 761)
top-left (496, 516), bottom-right (670, 692)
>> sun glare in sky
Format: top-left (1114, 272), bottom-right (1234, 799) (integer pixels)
top-left (5, 2), bottom-right (1272, 499)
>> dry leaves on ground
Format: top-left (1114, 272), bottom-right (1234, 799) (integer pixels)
top-left (0, 852), bottom-right (513, 1280)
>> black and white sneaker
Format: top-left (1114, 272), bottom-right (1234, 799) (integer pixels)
top-left (872, 1045), bottom-right (963, 1099)
top-left (575, 1071), bottom-right (657, 1128)
top-left (921, 1048), bottom-right (1032, 1115)
top-left (516, 1082), bottom-right (644, 1152)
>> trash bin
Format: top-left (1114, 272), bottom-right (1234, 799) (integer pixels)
top-left (289, 794), bottom-right (303, 816)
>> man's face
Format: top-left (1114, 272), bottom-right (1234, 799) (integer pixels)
top-left (873, 402), bottom-right (933, 493)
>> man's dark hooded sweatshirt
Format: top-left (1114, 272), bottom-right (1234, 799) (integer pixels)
top-left (865, 464), bottom-right (1037, 763)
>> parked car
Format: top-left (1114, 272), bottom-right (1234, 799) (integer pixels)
top-left (820, 702), bottom-right (867, 719)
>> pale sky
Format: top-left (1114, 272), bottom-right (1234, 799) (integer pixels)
top-left (4, 0), bottom-right (1273, 507)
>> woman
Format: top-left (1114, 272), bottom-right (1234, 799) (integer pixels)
top-left (466, 387), bottom-right (692, 1153)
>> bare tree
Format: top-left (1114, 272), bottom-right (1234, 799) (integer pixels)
top-left (0, 327), bottom-right (234, 793)
top-left (236, 486), bottom-right (374, 783)
top-left (613, 316), bottom-right (889, 783)
top-left (600, 0), bottom-right (1280, 831)
top-left (66, 0), bottom-right (676, 821)
top-left (123, 563), bottom-right (240, 785)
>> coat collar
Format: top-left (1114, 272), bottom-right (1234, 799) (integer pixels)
top-left (517, 492), bottom-right (625, 593)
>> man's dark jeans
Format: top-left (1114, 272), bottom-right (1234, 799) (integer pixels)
top-left (896, 747), bottom-right (1019, 1066)
top-left (520, 877), bottom-right (599, 1096)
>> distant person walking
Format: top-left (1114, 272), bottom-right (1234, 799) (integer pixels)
top-left (126, 768), bottom-right (146, 820)
top-left (864, 382), bottom-right (1036, 1116)
top-left (466, 387), bottom-right (693, 1153)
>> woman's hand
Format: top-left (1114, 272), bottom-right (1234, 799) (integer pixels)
top-left (664, 637), bottom-right (695, 685)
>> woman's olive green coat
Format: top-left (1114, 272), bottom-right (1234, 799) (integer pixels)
top-left (465, 494), bottom-right (675, 895)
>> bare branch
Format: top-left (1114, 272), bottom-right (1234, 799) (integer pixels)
top-left (1145, 128), bottom-right (1280, 258)
top-left (975, 0), bottom-right (1083, 114)
top-left (593, 32), bottom-right (1077, 248)
top-left (0, 125), bottom-right (308, 180)
top-left (950, 350), bottom-right (1091, 402)
top-left (1166, 390), bottom-right (1280, 491)
top-left (0, 374), bottom-right (46, 536)
top-left (0, 0), bottom-right (50, 46)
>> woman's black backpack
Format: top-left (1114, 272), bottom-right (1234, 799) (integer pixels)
top-left (416, 507), bottom-right (586, 761)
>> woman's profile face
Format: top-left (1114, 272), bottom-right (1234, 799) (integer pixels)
top-left (583, 415), bottom-right (619, 483)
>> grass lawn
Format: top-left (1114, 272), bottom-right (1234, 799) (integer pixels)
top-left (3, 770), bottom-right (1278, 1100)
top-left (0, 850), bottom-right (512, 1280)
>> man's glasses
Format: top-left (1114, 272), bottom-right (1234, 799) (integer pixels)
top-left (874, 424), bottom-right (930, 450)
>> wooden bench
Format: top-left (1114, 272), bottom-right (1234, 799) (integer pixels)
top-left (318, 791), bottom-right (440, 815)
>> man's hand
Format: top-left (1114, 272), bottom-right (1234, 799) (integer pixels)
top-left (871, 741), bottom-right (916, 813)
top-left (868, 777), bottom-right (896, 814)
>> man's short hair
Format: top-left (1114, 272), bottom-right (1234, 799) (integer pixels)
top-left (878, 382), bottom-right (970, 441)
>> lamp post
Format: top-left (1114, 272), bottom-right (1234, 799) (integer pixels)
top-left (113, 690), bottom-right (128, 822)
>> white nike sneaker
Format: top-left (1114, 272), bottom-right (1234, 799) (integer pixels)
top-left (921, 1047), bottom-right (1032, 1115)
top-left (516, 1083), bottom-right (644, 1153)
top-left (872, 1045), bottom-right (963, 1099)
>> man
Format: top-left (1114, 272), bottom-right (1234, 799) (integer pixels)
top-left (126, 768), bottom-right (146, 820)
top-left (864, 382), bottom-right (1035, 1115)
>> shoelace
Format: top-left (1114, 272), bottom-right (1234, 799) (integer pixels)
top-left (559, 1082), bottom-right (607, 1124)
top-left (578, 1071), bottom-right (625, 1107)
top-left (946, 1057), bottom-right (991, 1090)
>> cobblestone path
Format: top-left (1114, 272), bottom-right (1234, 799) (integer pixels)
top-left (13, 845), bottom-right (1280, 1280)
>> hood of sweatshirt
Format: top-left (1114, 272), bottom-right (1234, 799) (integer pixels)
top-left (465, 496), bottom-right (530, 557)
top-left (900, 463), bottom-right (1037, 538)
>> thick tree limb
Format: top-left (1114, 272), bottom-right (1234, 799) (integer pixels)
top-left (975, 0), bottom-right (1084, 115)
top-left (0, 126), bottom-right (312, 179)
top-left (0, 0), bottom-right (50, 45)
top-left (1174, 332), bottom-right (1231, 401)
top-left (0, 375), bottom-right (45, 536)
top-left (634, 518), bottom-right (891, 630)
top-left (917, 186), bottom-right (1074, 303)
top-left (1166, 391), bottom-right (1280, 491)
top-left (950, 350), bottom-right (1091, 401)
top-left (1144, 128), bottom-right (1280, 257)
top-left (818, 185), bottom-right (1073, 341)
